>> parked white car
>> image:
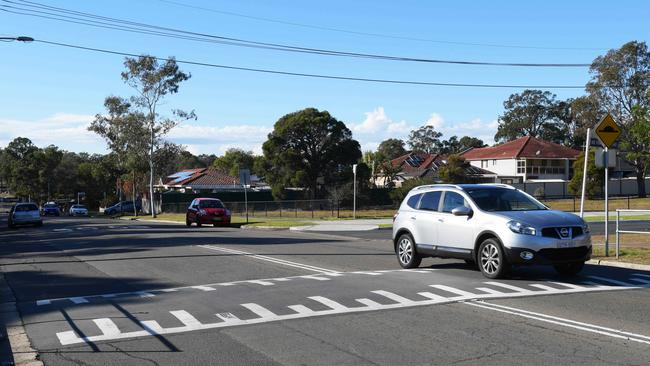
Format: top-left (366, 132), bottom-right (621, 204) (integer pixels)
top-left (393, 184), bottom-right (591, 279)
top-left (8, 203), bottom-right (42, 228)
top-left (69, 204), bottom-right (89, 216)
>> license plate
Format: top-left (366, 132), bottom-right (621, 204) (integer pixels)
top-left (212, 217), bottom-right (222, 222)
top-left (557, 241), bottom-right (576, 248)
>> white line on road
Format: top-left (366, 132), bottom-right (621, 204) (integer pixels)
top-left (94, 318), bottom-right (121, 337)
top-left (197, 245), bottom-right (339, 274)
top-left (483, 282), bottom-right (534, 294)
top-left (466, 301), bottom-right (650, 345)
top-left (241, 303), bottom-right (277, 318)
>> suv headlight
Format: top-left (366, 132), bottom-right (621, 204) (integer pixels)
top-left (582, 224), bottom-right (590, 234)
top-left (507, 220), bottom-right (537, 236)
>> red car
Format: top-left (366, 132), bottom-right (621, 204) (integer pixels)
top-left (185, 198), bottom-right (231, 227)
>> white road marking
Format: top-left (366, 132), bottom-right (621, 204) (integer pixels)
top-left (300, 275), bottom-right (330, 281)
top-left (483, 282), bottom-right (534, 294)
top-left (197, 245), bottom-right (339, 274)
top-left (632, 274), bottom-right (650, 280)
top-left (247, 280), bottom-right (274, 286)
top-left (94, 318), bottom-right (121, 337)
top-left (36, 300), bottom-right (51, 306)
top-left (466, 301), bottom-right (650, 345)
top-left (70, 297), bottom-right (88, 304)
top-left (309, 296), bottom-right (348, 311)
top-left (529, 284), bottom-right (559, 291)
top-left (429, 285), bottom-right (476, 297)
top-left (140, 320), bottom-right (163, 333)
top-left (242, 303), bottom-right (277, 318)
top-left (351, 271), bottom-right (383, 276)
top-left (548, 282), bottom-right (586, 290)
top-left (475, 287), bottom-right (506, 295)
top-left (629, 278), bottom-right (650, 285)
top-left (274, 278), bottom-right (291, 282)
top-left (137, 292), bottom-right (155, 298)
top-left (191, 286), bottom-right (216, 292)
top-left (355, 298), bottom-right (382, 308)
top-left (170, 310), bottom-right (203, 327)
top-left (288, 304), bottom-right (315, 314)
top-left (417, 292), bottom-right (448, 301)
top-left (372, 290), bottom-right (415, 305)
top-left (216, 312), bottom-right (241, 323)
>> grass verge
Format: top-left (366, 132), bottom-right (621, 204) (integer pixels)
top-left (591, 233), bottom-right (650, 265)
top-left (134, 213), bottom-right (313, 228)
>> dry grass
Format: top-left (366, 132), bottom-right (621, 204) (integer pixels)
top-left (591, 233), bottom-right (650, 265)
top-left (542, 197), bottom-right (650, 212)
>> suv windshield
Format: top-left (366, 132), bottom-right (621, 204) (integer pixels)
top-left (199, 200), bottom-right (224, 209)
top-left (466, 188), bottom-right (546, 212)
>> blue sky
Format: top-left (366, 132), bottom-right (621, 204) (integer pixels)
top-left (1, 0), bottom-right (648, 155)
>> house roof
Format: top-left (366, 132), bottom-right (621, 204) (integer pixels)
top-left (462, 136), bottom-right (581, 160)
top-left (163, 168), bottom-right (207, 186)
top-left (185, 169), bottom-right (239, 187)
top-left (390, 152), bottom-right (443, 173)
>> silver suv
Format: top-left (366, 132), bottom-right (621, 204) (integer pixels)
top-left (393, 184), bottom-right (591, 278)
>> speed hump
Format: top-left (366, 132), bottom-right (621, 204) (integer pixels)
top-left (594, 114), bottom-right (622, 148)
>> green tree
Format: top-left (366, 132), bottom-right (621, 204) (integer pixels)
top-left (438, 155), bottom-right (469, 183)
top-left (37, 145), bottom-right (63, 200)
top-left (439, 136), bottom-right (461, 154)
top-left (212, 148), bottom-right (257, 177)
top-left (377, 138), bottom-right (406, 160)
top-left (120, 55), bottom-right (195, 216)
top-left (587, 41), bottom-right (650, 197)
top-left (389, 178), bottom-right (430, 204)
top-left (458, 136), bottom-right (486, 151)
top-left (2, 137), bottom-right (40, 198)
top-left (262, 108), bottom-right (361, 199)
top-left (568, 150), bottom-right (604, 198)
top-left (495, 89), bottom-right (568, 143)
top-left (407, 125), bottom-right (442, 154)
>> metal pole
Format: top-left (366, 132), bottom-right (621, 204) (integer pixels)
top-left (579, 128), bottom-right (590, 218)
top-left (244, 184), bottom-right (248, 224)
top-left (353, 165), bottom-right (357, 220)
top-left (616, 210), bottom-right (621, 259)
top-left (604, 146), bottom-right (609, 257)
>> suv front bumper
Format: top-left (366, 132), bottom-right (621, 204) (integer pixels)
top-left (504, 245), bottom-right (592, 265)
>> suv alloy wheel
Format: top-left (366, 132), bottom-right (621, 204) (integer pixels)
top-left (478, 238), bottom-right (510, 279)
top-left (396, 233), bottom-right (422, 269)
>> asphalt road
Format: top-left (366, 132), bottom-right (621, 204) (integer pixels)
top-left (1, 216), bottom-right (650, 365)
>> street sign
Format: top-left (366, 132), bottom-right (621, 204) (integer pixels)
top-left (239, 169), bottom-right (250, 187)
top-left (594, 114), bottom-right (622, 148)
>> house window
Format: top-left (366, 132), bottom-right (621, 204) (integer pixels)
top-left (517, 159), bottom-right (526, 174)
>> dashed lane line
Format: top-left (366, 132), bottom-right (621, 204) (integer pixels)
top-left (466, 301), bottom-right (650, 345)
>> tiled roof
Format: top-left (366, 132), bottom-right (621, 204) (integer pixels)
top-left (462, 136), bottom-right (581, 160)
top-left (186, 169), bottom-right (239, 187)
top-left (390, 152), bottom-right (443, 173)
top-left (163, 168), bottom-right (207, 186)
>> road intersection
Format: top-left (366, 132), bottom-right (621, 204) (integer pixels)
top-left (1, 216), bottom-right (649, 365)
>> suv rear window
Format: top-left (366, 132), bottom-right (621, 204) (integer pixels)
top-left (419, 191), bottom-right (441, 211)
top-left (406, 194), bottom-right (422, 209)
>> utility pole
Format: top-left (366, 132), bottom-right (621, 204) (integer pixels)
top-left (352, 164), bottom-right (357, 220)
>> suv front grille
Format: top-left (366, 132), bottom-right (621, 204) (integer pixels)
top-left (538, 247), bottom-right (590, 261)
top-left (541, 227), bottom-right (584, 239)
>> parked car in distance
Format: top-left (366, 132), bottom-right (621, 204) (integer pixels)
top-left (42, 202), bottom-right (61, 216)
top-left (393, 184), bottom-right (591, 279)
top-left (8, 203), bottom-right (43, 228)
top-left (186, 198), bottom-right (231, 227)
top-left (69, 204), bottom-right (89, 216)
top-left (103, 201), bottom-right (141, 216)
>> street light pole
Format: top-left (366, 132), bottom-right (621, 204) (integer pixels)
top-left (352, 164), bottom-right (357, 220)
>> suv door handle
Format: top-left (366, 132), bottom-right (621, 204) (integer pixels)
top-left (410, 216), bottom-right (416, 220)
top-left (438, 218), bottom-right (444, 223)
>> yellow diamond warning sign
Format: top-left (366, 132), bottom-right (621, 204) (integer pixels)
top-left (594, 114), bottom-right (622, 148)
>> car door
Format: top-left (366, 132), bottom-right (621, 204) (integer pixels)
top-left (437, 191), bottom-right (476, 251)
top-left (187, 199), bottom-right (197, 221)
top-left (412, 190), bottom-right (442, 248)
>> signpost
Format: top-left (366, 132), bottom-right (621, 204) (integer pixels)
top-left (352, 164), bottom-right (357, 220)
top-left (239, 169), bottom-right (251, 224)
top-left (593, 114), bottom-right (622, 257)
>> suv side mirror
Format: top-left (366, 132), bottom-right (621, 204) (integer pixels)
top-left (451, 206), bottom-right (472, 216)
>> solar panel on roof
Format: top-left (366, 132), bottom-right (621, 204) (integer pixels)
top-left (168, 171), bottom-right (195, 184)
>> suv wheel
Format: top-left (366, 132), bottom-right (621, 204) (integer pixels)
top-left (478, 238), bottom-right (509, 279)
top-left (396, 233), bottom-right (422, 269)
top-left (553, 261), bottom-right (584, 276)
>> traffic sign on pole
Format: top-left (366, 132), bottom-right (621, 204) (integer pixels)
top-left (594, 114), bottom-right (621, 149)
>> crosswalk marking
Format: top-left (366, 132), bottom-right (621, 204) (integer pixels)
top-left (587, 276), bottom-right (640, 287)
top-left (170, 310), bottom-right (203, 327)
top-left (372, 290), bottom-right (415, 304)
top-left (629, 277), bottom-right (650, 285)
top-left (355, 298), bottom-right (382, 308)
top-left (94, 318), bottom-right (121, 337)
top-left (247, 280), bottom-right (274, 286)
top-left (417, 292), bottom-right (447, 301)
top-left (216, 312), bottom-right (241, 322)
top-left (191, 286), bottom-right (217, 292)
top-left (309, 296), bottom-right (348, 311)
top-left (300, 275), bottom-right (330, 281)
top-left (483, 282), bottom-right (533, 293)
top-left (548, 282), bottom-right (585, 290)
top-left (70, 297), bottom-right (88, 304)
top-left (242, 303), bottom-right (277, 318)
top-left (288, 305), bottom-right (316, 314)
top-left (529, 284), bottom-right (558, 291)
top-left (475, 287), bottom-right (506, 295)
top-left (429, 284), bottom-right (476, 297)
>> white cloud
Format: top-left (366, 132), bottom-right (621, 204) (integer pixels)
top-left (425, 113), bottom-right (444, 129)
top-left (351, 107), bottom-right (390, 134)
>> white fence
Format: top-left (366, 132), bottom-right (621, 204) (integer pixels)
top-left (615, 209), bottom-right (650, 259)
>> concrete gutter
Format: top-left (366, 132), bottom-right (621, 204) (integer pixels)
top-left (1, 274), bottom-right (42, 366)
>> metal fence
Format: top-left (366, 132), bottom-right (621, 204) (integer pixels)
top-left (161, 199), bottom-right (397, 219)
top-left (536, 195), bottom-right (642, 212)
top-left (615, 209), bottom-right (650, 259)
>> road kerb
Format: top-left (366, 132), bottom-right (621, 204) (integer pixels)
top-left (1, 274), bottom-right (42, 366)
top-left (587, 259), bottom-right (650, 272)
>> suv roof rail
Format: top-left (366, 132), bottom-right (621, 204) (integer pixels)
top-left (413, 184), bottom-right (462, 191)
top-left (477, 183), bottom-right (515, 189)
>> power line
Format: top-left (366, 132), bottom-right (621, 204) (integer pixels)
top-left (1, 0), bottom-right (593, 67)
top-left (25, 38), bottom-right (586, 89)
top-left (155, 0), bottom-right (606, 51)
